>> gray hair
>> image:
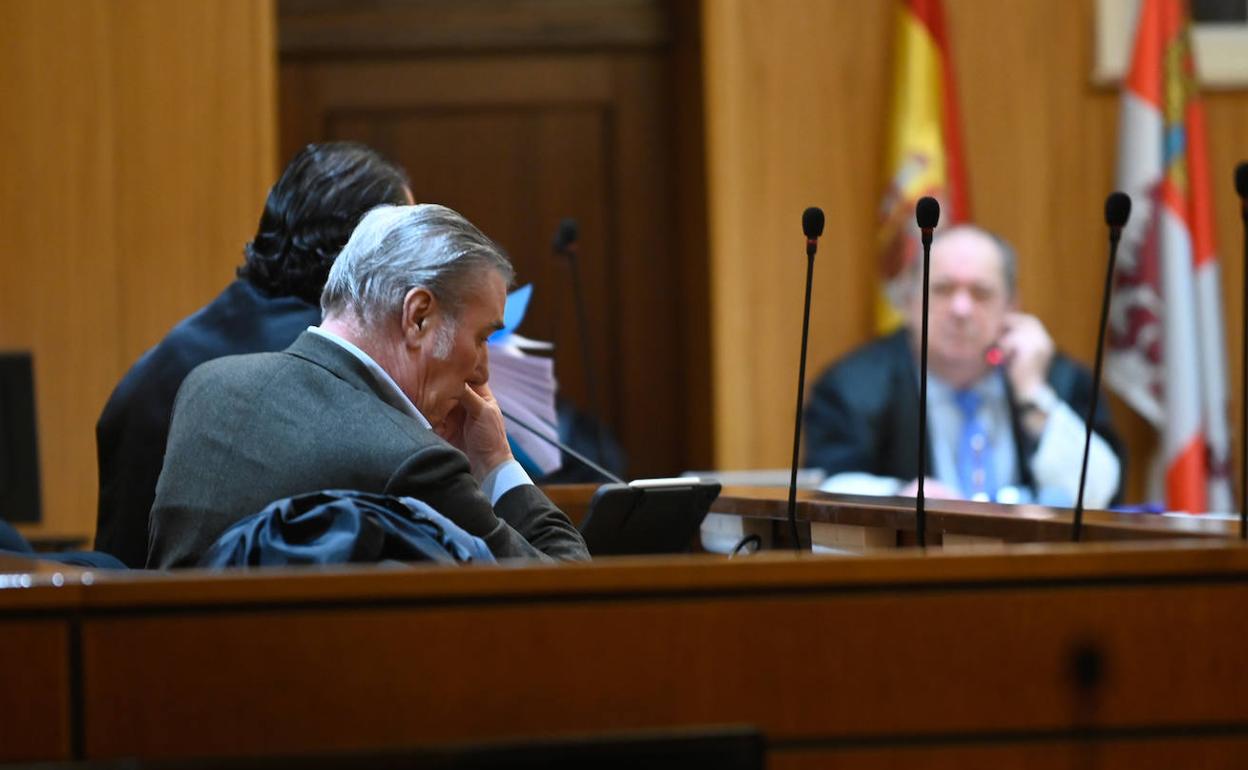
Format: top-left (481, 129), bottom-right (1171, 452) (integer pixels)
top-left (931, 224), bottom-right (1018, 296)
top-left (321, 204), bottom-right (514, 326)
top-left (899, 224), bottom-right (1018, 300)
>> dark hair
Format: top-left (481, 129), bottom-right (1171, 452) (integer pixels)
top-left (238, 142), bottom-right (410, 304)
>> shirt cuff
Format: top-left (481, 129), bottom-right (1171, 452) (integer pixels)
top-left (480, 459), bottom-right (534, 507)
top-left (1029, 399), bottom-right (1121, 508)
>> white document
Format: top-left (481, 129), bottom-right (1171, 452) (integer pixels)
top-left (488, 341), bottom-right (562, 475)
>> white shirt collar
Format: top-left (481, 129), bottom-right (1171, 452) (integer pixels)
top-left (307, 326), bottom-right (432, 429)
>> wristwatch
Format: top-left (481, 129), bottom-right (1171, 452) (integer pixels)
top-left (1018, 384), bottom-right (1059, 417)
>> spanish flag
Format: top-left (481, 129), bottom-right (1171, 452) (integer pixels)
top-left (876, 0), bottom-right (970, 332)
top-left (1107, 0), bottom-right (1233, 513)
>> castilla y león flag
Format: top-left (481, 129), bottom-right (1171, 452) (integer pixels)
top-left (1108, 0), bottom-right (1233, 513)
top-left (876, 0), bottom-right (970, 333)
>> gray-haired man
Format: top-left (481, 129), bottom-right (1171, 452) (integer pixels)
top-left (147, 204), bottom-right (589, 567)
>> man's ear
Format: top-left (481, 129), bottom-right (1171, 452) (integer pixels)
top-left (401, 287), bottom-right (436, 346)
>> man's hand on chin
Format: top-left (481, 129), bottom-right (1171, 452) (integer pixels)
top-left (457, 382), bottom-right (514, 481)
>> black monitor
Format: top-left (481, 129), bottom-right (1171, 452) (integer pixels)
top-left (579, 479), bottom-right (721, 556)
top-left (0, 352), bottom-right (42, 523)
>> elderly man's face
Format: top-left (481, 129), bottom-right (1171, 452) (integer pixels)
top-left (906, 228), bottom-right (1012, 385)
top-left (405, 270), bottom-right (507, 430)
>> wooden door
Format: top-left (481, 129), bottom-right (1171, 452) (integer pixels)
top-left (278, 0), bottom-right (710, 478)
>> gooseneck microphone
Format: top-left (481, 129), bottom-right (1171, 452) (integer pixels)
top-left (914, 196), bottom-right (940, 547)
top-left (552, 217), bottom-right (579, 255)
top-left (1235, 162), bottom-right (1248, 539)
top-left (501, 406), bottom-right (626, 485)
top-left (551, 218), bottom-right (607, 466)
top-left (786, 206), bottom-right (825, 552)
top-left (1073, 192), bottom-right (1132, 542)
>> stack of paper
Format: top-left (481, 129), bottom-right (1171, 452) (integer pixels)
top-left (487, 284), bottom-right (562, 476)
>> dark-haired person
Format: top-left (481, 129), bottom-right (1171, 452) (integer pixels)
top-left (804, 225), bottom-right (1126, 508)
top-left (95, 142), bottom-right (410, 567)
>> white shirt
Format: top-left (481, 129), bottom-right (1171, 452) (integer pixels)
top-left (308, 326), bottom-right (533, 506)
top-left (821, 372), bottom-right (1121, 509)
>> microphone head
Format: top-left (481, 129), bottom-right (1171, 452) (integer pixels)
top-left (1235, 161), bottom-right (1248, 199)
top-left (1104, 192), bottom-right (1132, 228)
top-left (915, 196), bottom-right (940, 230)
top-left (802, 207), bottom-right (825, 239)
top-left (552, 217), bottom-right (579, 254)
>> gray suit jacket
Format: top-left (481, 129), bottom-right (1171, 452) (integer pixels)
top-left (147, 331), bottom-right (588, 568)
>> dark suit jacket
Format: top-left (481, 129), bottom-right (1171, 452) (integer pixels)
top-left (803, 329), bottom-right (1126, 504)
top-left (95, 279), bottom-right (321, 567)
top-left (147, 331), bottom-right (589, 568)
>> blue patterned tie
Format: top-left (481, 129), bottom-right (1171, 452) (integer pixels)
top-left (954, 389), bottom-right (995, 501)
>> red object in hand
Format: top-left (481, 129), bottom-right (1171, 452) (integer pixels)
top-left (984, 345), bottom-right (1006, 367)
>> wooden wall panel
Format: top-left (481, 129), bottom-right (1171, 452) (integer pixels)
top-left (0, 1), bottom-right (276, 539)
top-left (704, 0), bottom-right (892, 470)
top-left (110, 2), bottom-right (277, 359)
top-left (703, 0), bottom-right (1248, 503)
top-left (0, 1), bottom-right (121, 539)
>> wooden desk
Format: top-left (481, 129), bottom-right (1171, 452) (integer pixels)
top-left (711, 486), bottom-right (1236, 546)
top-left (545, 483), bottom-right (1236, 552)
top-left (6, 540), bottom-right (1248, 767)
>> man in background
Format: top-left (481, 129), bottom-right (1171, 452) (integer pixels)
top-left (95, 142), bottom-right (410, 567)
top-left (804, 225), bottom-right (1125, 508)
top-left (147, 204), bottom-right (588, 567)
